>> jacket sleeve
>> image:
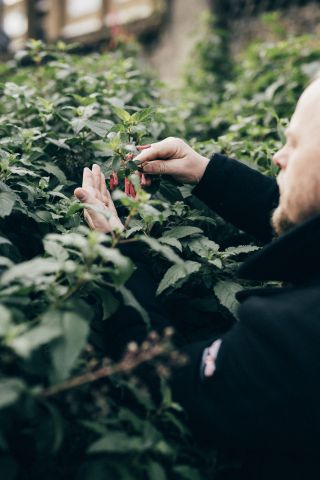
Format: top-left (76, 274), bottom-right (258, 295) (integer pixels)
top-left (192, 154), bottom-right (279, 243)
top-left (171, 294), bottom-right (315, 450)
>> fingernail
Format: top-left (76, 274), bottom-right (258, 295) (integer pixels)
top-left (137, 144), bottom-right (151, 150)
top-left (76, 189), bottom-right (86, 201)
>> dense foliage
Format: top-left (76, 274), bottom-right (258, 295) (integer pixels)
top-left (0, 25), bottom-right (320, 479)
top-left (183, 20), bottom-right (320, 175)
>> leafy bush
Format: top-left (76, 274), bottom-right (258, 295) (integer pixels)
top-left (0, 39), bottom-right (240, 480)
top-left (0, 26), bottom-right (319, 479)
top-left (183, 26), bottom-right (320, 175)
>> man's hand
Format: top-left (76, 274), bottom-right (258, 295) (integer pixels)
top-left (134, 137), bottom-right (210, 185)
top-left (74, 164), bottom-right (124, 233)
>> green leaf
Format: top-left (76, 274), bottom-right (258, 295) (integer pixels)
top-left (214, 280), bottom-right (243, 317)
top-left (50, 312), bottom-right (89, 382)
top-left (0, 378), bottom-right (25, 410)
top-left (148, 461), bottom-right (166, 480)
top-left (47, 137), bottom-right (71, 150)
top-left (9, 324), bottom-right (62, 358)
top-left (71, 117), bottom-right (86, 134)
top-left (131, 107), bottom-right (154, 123)
top-left (118, 285), bottom-right (150, 328)
top-left (44, 239), bottom-right (69, 261)
top-left (43, 162), bottom-right (67, 183)
top-left (113, 106), bottom-right (132, 123)
top-left (85, 119), bottom-right (112, 137)
top-left (34, 210), bottom-right (53, 223)
top-left (0, 236), bottom-right (12, 246)
top-left (139, 236), bottom-right (182, 264)
top-left (223, 245), bottom-right (260, 257)
top-left (153, 439), bottom-right (174, 457)
top-left (0, 192), bottom-right (15, 218)
top-left (89, 431), bottom-right (146, 454)
top-left (157, 261), bottom-right (201, 295)
top-left (188, 236), bottom-right (220, 258)
top-left (163, 226), bottom-right (203, 239)
top-left (0, 304), bottom-right (12, 335)
top-left (125, 219), bottom-right (144, 237)
top-left (100, 290), bottom-right (120, 320)
top-left (40, 401), bottom-right (65, 455)
top-left (174, 465), bottom-right (202, 480)
top-left (188, 214), bottom-right (217, 226)
top-left (159, 237), bottom-right (182, 252)
top-left (1, 258), bottom-right (59, 286)
top-left (65, 202), bottom-right (84, 217)
top-left (98, 246), bottom-right (134, 286)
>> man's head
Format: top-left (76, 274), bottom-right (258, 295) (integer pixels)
top-left (272, 78), bottom-right (320, 235)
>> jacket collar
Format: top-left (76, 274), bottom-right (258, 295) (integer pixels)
top-left (238, 213), bottom-right (320, 283)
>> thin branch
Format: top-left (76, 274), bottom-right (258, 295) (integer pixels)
top-left (42, 342), bottom-right (168, 398)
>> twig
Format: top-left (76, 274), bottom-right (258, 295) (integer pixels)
top-left (42, 343), bottom-right (167, 398)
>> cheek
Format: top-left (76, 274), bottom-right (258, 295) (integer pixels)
top-left (280, 148), bottom-right (320, 222)
top-left (281, 150), bottom-right (306, 191)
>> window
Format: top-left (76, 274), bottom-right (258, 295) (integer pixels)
top-left (0, 0), bottom-right (165, 48)
top-left (2, 0), bottom-right (28, 46)
top-left (62, 0), bottom-right (104, 38)
top-left (66, 0), bottom-right (103, 19)
top-left (106, 0), bottom-right (156, 27)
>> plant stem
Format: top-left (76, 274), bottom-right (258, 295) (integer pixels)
top-left (42, 344), bottom-right (166, 398)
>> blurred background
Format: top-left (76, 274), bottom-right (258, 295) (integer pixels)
top-left (0, 0), bottom-right (320, 83)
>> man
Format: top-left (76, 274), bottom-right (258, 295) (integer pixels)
top-left (74, 79), bottom-right (320, 478)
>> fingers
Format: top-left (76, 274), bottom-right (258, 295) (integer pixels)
top-left (84, 209), bottom-right (96, 230)
top-left (134, 138), bottom-right (179, 166)
top-left (74, 187), bottom-right (87, 202)
top-left (82, 167), bottom-right (94, 190)
top-left (99, 171), bottom-right (109, 205)
top-left (74, 187), bottom-right (97, 205)
top-left (82, 164), bottom-right (106, 203)
top-left (142, 158), bottom-right (182, 176)
top-left (92, 164), bottom-right (102, 192)
top-left (137, 144), bottom-right (151, 151)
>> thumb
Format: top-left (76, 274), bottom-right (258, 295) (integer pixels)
top-left (74, 188), bottom-right (87, 202)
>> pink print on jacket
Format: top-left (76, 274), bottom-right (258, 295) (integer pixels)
top-left (202, 339), bottom-right (222, 378)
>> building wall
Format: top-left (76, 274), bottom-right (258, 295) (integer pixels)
top-left (1, 0), bottom-right (166, 50)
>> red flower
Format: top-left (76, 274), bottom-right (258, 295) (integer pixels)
top-left (110, 171), bottom-right (119, 191)
top-left (129, 182), bottom-right (136, 198)
top-left (124, 177), bottom-right (136, 198)
top-left (140, 173), bottom-right (148, 187)
top-left (124, 177), bottom-right (130, 195)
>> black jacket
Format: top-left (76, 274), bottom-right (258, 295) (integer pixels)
top-left (91, 154), bottom-right (320, 479)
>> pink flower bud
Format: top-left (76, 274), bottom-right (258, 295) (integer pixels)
top-left (124, 177), bottom-right (130, 195)
top-left (140, 173), bottom-right (148, 187)
top-left (112, 171), bottom-right (119, 186)
top-left (129, 183), bottom-right (136, 198)
top-left (109, 171), bottom-right (119, 191)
